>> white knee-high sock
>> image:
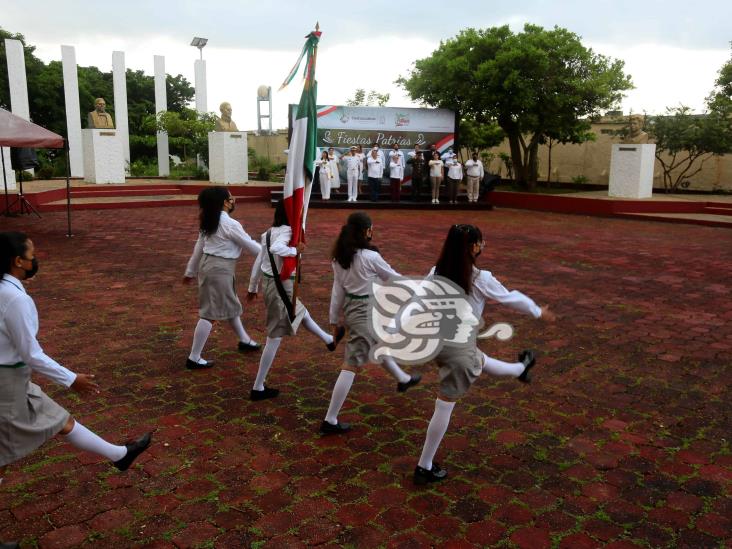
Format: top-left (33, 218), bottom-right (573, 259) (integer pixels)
top-left (229, 316), bottom-right (254, 344)
top-left (324, 370), bottom-right (356, 425)
top-left (482, 352), bottom-right (525, 377)
top-left (189, 319), bottom-right (212, 362)
top-left (417, 399), bottom-right (455, 470)
top-left (302, 311), bottom-right (333, 344)
top-left (63, 421), bottom-right (126, 462)
top-left (380, 356), bottom-right (411, 383)
top-left (252, 337), bottom-right (282, 391)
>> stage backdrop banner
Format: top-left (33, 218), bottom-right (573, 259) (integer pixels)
top-left (289, 104), bottom-right (456, 184)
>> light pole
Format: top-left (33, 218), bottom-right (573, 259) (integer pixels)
top-left (190, 37), bottom-right (208, 60)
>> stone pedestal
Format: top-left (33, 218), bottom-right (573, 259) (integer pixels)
top-left (82, 129), bottom-right (125, 184)
top-left (609, 144), bottom-right (656, 199)
top-left (1, 148), bottom-right (16, 191)
top-left (208, 132), bottom-right (248, 184)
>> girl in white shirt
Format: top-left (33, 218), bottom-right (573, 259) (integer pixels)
top-left (320, 212), bottom-right (420, 434)
top-left (428, 152), bottom-right (444, 204)
top-left (183, 187), bottom-right (262, 369)
top-left (414, 224), bottom-right (556, 485)
top-left (0, 232), bottom-right (151, 521)
top-left (445, 157), bottom-right (463, 204)
top-left (247, 201), bottom-right (343, 401)
top-left (317, 150), bottom-right (333, 200)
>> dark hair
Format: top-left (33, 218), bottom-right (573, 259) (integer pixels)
top-left (434, 224), bottom-right (483, 294)
top-left (272, 200), bottom-right (289, 227)
top-left (198, 187), bottom-right (230, 236)
top-left (332, 212), bottom-right (378, 269)
top-left (0, 231), bottom-right (29, 276)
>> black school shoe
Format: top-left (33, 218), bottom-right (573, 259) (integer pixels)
top-left (397, 374), bottom-right (422, 393)
top-left (238, 340), bottom-right (261, 352)
top-left (517, 349), bottom-right (536, 383)
top-left (319, 420), bottom-right (351, 435)
top-left (186, 358), bottom-right (215, 370)
top-left (327, 326), bottom-right (346, 352)
top-left (0, 542), bottom-right (20, 549)
top-left (250, 386), bottom-right (280, 401)
top-left (113, 432), bottom-right (152, 471)
top-left (413, 463), bottom-right (448, 485)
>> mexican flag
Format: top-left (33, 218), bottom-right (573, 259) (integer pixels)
top-left (279, 28), bottom-right (321, 280)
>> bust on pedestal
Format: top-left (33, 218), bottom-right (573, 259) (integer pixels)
top-left (83, 98), bottom-right (124, 183)
top-left (608, 115), bottom-right (656, 198)
top-left (209, 102), bottom-right (248, 184)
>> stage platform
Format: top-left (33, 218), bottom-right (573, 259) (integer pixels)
top-left (1, 178), bottom-right (730, 227)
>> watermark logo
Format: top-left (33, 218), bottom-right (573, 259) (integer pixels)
top-left (368, 276), bottom-right (514, 365)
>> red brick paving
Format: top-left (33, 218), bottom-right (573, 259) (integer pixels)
top-left (1, 203), bottom-right (731, 547)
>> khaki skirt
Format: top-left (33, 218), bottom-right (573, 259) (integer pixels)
top-left (343, 297), bottom-right (373, 367)
top-left (435, 345), bottom-right (483, 400)
top-left (198, 254), bottom-right (243, 320)
top-left (263, 275), bottom-right (306, 338)
top-left (0, 364), bottom-right (70, 467)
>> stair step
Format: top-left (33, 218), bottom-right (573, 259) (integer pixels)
top-left (69, 188), bottom-right (184, 198)
top-left (703, 206), bottom-right (732, 216)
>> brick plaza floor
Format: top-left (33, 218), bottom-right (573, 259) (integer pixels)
top-left (1, 204), bottom-right (730, 548)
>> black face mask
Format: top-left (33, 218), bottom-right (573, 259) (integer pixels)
top-left (23, 258), bottom-right (39, 279)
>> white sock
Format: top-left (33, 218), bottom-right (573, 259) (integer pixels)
top-left (482, 352), bottom-right (525, 377)
top-left (63, 421), bottom-right (127, 462)
top-left (324, 370), bottom-right (356, 425)
top-left (417, 399), bottom-right (455, 470)
top-left (302, 311), bottom-right (333, 344)
top-left (229, 316), bottom-right (254, 344)
top-left (189, 319), bottom-right (212, 362)
top-left (252, 337), bottom-right (282, 391)
top-left (380, 356), bottom-right (411, 383)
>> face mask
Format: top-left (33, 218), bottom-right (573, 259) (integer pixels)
top-left (23, 257), bottom-right (39, 279)
top-left (228, 202), bottom-right (236, 213)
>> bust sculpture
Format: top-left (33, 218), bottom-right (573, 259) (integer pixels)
top-left (87, 98), bottom-right (114, 129)
top-left (623, 114), bottom-right (649, 144)
top-left (214, 102), bottom-right (239, 132)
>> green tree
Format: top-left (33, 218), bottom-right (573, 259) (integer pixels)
top-left (707, 45), bottom-right (732, 115)
top-left (398, 24), bottom-right (632, 188)
top-left (155, 108), bottom-right (217, 161)
top-left (459, 119), bottom-right (504, 156)
top-left (346, 88), bottom-right (390, 107)
top-left (648, 106), bottom-right (732, 192)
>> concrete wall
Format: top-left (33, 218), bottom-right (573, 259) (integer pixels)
top-left (483, 119), bottom-right (732, 192)
top-left (247, 130), bottom-right (289, 166)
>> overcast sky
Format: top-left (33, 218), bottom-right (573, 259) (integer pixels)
top-left (3, 0), bottom-right (730, 129)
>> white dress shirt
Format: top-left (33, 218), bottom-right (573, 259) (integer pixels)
top-left (367, 156), bottom-right (384, 178)
top-left (465, 159), bottom-right (485, 178)
top-left (330, 249), bottom-right (400, 324)
top-left (387, 150), bottom-right (405, 167)
top-left (0, 274), bottom-right (76, 387)
top-left (429, 267), bottom-right (542, 319)
top-left (389, 160), bottom-right (404, 181)
top-left (447, 160), bottom-right (463, 180)
top-left (184, 211), bottom-right (261, 277)
top-left (248, 225), bottom-right (298, 293)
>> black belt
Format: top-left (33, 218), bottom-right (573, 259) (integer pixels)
top-left (0, 362), bottom-right (26, 368)
top-left (346, 293), bottom-right (369, 299)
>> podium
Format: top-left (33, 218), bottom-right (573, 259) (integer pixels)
top-left (208, 132), bottom-right (248, 184)
top-left (82, 129), bottom-right (125, 184)
top-left (608, 144), bottom-right (656, 199)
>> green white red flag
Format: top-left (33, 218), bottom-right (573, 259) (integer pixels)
top-left (279, 27), bottom-right (320, 280)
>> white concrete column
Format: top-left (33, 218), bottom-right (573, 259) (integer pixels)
top-left (1, 148), bottom-right (16, 191)
top-left (61, 45), bottom-right (84, 177)
top-left (154, 55), bottom-right (169, 177)
top-left (194, 59), bottom-right (207, 114)
top-left (5, 39), bottom-right (30, 121)
top-left (112, 51), bottom-right (131, 174)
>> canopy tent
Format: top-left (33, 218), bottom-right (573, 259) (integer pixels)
top-left (0, 108), bottom-right (73, 236)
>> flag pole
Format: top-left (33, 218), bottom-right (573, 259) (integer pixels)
top-left (289, 22), bottom-right (319, 320)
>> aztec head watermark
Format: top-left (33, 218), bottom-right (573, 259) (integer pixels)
top-left (368, 276), bottom-right (514, 365)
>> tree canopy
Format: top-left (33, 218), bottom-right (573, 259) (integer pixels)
top-left (398, 24), bottom-right (633, 188)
